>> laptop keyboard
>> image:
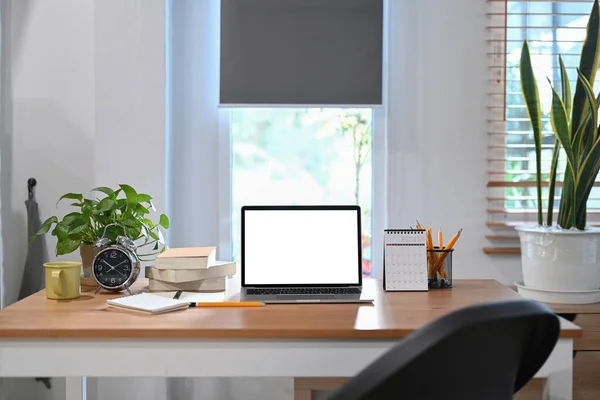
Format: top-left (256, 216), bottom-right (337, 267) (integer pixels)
top-left (247, 287), bottom-right (361, 295)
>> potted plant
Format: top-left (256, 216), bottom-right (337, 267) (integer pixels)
top-left (31, 184), bottom-right (169, 280)
top-left (517, 0), bottom-right (600, 302)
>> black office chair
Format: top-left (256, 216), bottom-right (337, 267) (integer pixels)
top-left (327, 299), bottom-right (560, 400)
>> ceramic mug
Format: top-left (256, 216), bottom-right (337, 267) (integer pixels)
top-left (44, 262), bottom-right (81, 300)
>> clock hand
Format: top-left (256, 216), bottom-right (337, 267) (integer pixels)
top-left (101, 260), bottom-right (115, 270)
top-left (113, 260), bottom-right (129, 268)
top-left (101, 260), bottom-right (126, 276)
top-left (113, 268), bottom-right (127, 278)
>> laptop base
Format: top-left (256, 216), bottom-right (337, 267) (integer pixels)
top-left (241, 291), bottom-right (374, 304)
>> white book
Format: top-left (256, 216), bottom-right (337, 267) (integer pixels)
top-left (145, 261), bottom-right (236, 283)
top-left (148, 276), bottom-right (227, 292)
top-left (107, 293), bottom-right (190, 314)
top-left (154, 247), bottom-right (217, 270)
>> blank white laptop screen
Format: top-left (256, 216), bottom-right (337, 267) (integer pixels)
top-left (242, 208), bottom-right (361, 286)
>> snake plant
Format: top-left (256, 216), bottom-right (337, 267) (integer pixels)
top-left (520, 0), bottom-right (600, 230)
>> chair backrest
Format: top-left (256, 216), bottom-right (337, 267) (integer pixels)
top-left (328, 299), bottom-right (560, 400)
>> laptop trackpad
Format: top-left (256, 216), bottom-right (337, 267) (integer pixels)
top-left (276, 294), bottom-right (335, 301)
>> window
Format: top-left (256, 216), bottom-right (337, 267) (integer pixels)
top-left (486, 0), bottom-right (600, 253)
top-left (230, 108), bottom-right (374, 277)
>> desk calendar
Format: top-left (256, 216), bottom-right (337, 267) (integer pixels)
top-left (383, 229), bottom-right (428, 291)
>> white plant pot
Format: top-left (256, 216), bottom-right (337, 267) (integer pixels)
top-left (516, 225), bottom-right (600, 292)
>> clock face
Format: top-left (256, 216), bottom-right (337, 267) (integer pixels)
top-left (93, 248), bottom-right (134, 288)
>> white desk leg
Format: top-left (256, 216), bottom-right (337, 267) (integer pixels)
top-left (85, 377), bottom-right (98, 400)
top-left (543, 339), bottom-right (573, 400)
top-left (65, 377), bottom-right (84, 400)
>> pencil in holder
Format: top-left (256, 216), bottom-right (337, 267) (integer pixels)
top-left (427, 247), bottom-right (453, 289)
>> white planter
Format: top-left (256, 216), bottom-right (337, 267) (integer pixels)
top-left (516, 225), bottom-right (600, 292)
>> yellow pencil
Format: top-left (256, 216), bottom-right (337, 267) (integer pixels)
top-left (432, 228), bottom-right (463, 273)
top-left (426, 228), bottom-right (438, 278)
top-left (438, 227), bottom-right (443, 250)
top-left (189, 302), bottom-right (265, 307)
top-left (444, 228), bottom-right (463, 251)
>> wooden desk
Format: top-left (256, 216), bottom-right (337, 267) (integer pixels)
top-left (0, 279), bottom-right (580, 400)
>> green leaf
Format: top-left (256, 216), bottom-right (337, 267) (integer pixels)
top-left (29, 216), bottom-right (58, 242)
top-left (574, 71), bottom-right (600, 180)
top-left (57, 193), bottom-right (83, 205)
top-left (576, 68), bottom-right (598, 145)
top-left (67, 218), bottom-right (90, 241)
top-left (135, 204), bottom-right (150, 215)
top-left (137, 193), bottom-right (152, 203)
top-left (570, 0), bottom-right (600, 144)
top-left (128, 227), bottom-right (142, 241)
top-left (159, 214), bottom-right (170, 229)
top-left (547, 140), bottom-right (561, 227)
top-left (575, 134), bottom-right (600, 210)
top-left (149, 229), bottom-right (159, 241)
top-left (116, 198), bottom-right (127, 211)
top-left (91, 187), bottom-right (114, 197)
top-left (68, 218), bottom-right (88, 235)
top-left (520, 41), bottom-right (544, 225)
top-left (81, 199), bottom-right (95, 216)
top-left (559, 55), bottom-right (572, 122)
top-left (557, 175), bottom-right (576, 230)
top-left (119, 184), bottom-right (138, 207)
top-left (153, 242), bottom-right (159, 251)
top-left (549, 80), bottom-right (576, 174)
top-left (102, 224), bottom-right (124, 242)
top-left (575, 147), bottom-right (600, 229)
top-left (121, 217), bottom-right (138, 227)
top-left (62, 212), bottom-right (83, 226)
top-left (53, 222), bottom-right (70, 241)
top-left (96, 197), bottom-right (117, 213)
top-left (56, 239), bottom-right (81, 256)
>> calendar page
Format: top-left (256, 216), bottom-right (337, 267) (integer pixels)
top-left (383, 229), bottom-right (428, 291)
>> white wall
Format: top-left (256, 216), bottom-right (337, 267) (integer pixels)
top-left (1, 0), bottom-right (94, 398)
top-left (1, 0), bottom-right (95, 307)
top-left (384, 0), bottom-right (523, 284)
top-left (0, 0), bottom-right (166, 399)
top-left (93, 1), bottom-right (168, 400)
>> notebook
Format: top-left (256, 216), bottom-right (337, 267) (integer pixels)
top-left (107, 292), bottom-right (190, 314)
top-left (383, 229), bottom-right (428, 291)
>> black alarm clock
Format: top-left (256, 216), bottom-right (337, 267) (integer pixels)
top-left (92, 235), bottom-right (140, 294)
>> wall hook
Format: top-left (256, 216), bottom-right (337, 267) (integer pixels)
top-left (27, 178), bottom-right (36, 199)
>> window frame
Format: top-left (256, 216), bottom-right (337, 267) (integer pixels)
top-left (486, 0), bottom-right (600, 254)
top-left (216, 0), bottom-right (389, 276)
top-left (216, 107), bottom-right (387, 278)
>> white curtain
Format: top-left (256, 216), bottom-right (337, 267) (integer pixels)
top-left (163, 0), bottom-right (413, 399)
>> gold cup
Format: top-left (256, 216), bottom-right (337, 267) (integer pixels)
top-left (44, 262), bottom-right (81, 300)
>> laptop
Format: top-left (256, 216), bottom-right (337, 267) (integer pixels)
top-left (239, 205), bottom-right (374, 304)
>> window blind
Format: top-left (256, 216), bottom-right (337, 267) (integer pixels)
top-left (220, 0), bottom-right (383, 106)
top-left (486, 0), bottom-right (600, 254)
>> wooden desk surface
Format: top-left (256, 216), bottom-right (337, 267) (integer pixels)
top-left (0, 279), bottom-right (580, 339)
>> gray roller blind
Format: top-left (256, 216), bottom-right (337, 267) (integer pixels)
top-left (220, 0), bottom-right (383, 106)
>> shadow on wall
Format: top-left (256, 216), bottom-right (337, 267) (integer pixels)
top-left (1, 98), bottom-right (95, 307)
top-left (0, 0), bottom-right (31, 309)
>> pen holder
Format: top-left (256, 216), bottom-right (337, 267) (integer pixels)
top-left (427, 248), bottom-right (453, 289)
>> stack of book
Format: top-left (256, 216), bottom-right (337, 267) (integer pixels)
top-left (145, 247), bottom-right (235, 292)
